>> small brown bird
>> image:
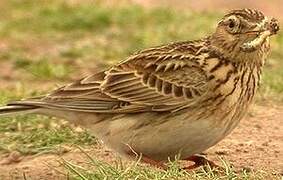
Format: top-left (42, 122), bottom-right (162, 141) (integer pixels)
top-left (0, 9), bottom-right (279, 169)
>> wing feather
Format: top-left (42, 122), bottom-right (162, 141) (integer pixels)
top-left (18, 40), bottom-right (211, 113)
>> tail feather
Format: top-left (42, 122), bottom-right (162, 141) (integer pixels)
top-left (0, 105), bottom-right (39, 117)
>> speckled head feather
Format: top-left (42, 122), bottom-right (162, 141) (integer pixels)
top-left (211, 9), bottom-right (279, 61)
top-left (225, 9), bottom-right (265, 23)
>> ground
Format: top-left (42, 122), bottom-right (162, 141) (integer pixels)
top-left (0, 0), bottom-right (282, 179)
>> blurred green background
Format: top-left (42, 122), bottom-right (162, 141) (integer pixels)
top-left (0, 0), bottom-right (282, 100)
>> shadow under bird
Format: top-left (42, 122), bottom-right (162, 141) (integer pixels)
top-left (0, 9), bottom-right (279, 169)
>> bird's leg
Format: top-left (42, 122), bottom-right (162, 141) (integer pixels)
top-left (140, 155), bottom-right (167, 169)
top-left (125, 144), bottom-right (167, 169)
top-left (183, 154), bottom-right (218, 170)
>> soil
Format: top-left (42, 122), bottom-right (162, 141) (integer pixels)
top-left (0, 105), bottom-right (282, 179)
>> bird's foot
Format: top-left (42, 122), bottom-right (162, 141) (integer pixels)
top-left (125, 145), bottom-right (219, 171)
top-left (183, 154), bottom-right (220, 170)
top-left (140, 155), bottom-right (167, 169)
top-left (125, 144), bottom-right (167, 169)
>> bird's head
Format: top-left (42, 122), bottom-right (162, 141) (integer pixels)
top-left (211, 9), bottom-right (279, 62)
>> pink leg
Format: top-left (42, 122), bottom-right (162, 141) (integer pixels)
top-left (140, 155), bottom-right (167, 169)
top-left (183, 155), bottom-right (219, 170)
top-left (125, 145), bottom-right (167, 169)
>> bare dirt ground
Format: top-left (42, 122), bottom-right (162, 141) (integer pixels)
top-left (0, 105), bottom-right (282, 179)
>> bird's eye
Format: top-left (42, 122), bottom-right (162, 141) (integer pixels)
top-left (228, 20), bottom-right (235, 28)
top-left (225, 18), bottom-right (239, 33)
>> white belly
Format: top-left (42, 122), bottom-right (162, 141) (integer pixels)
top-left (89, 108), bottom-right (242, 161)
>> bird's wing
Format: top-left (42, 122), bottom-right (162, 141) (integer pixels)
top-left (13, 40), bottom-right (212, 113)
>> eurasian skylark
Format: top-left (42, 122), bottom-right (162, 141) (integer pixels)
top-left (0, 9), bottom-right (279, 169)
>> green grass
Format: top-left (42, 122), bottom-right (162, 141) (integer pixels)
top-left (0, 116), bottom-right (95, 155)
top-left (14, 57), bottom-right (73, 80)
top-left (0, 0), bottom-right (282, 179)
top-left (62, 150), bottom-right (281, 180)
top-left (0, 89), bottom-right (96, 155)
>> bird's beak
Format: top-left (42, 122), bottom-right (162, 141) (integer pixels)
top-left (241, 17), bottom-right (279, 52)
top-left (245, 17), bottom-right (280, 36)
top-left (253, 17), bottom-right (280, 35)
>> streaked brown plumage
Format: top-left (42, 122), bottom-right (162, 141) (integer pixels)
top-left (0, 9), bottom-right (279, 168)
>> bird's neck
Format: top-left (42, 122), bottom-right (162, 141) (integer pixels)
top-left (207, 35), bottom-right (269, 69)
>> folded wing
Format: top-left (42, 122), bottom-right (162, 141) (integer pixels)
top-left (10, 41), bottom-right (210, 113)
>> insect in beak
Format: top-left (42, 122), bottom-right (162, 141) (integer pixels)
top-left (241, 18), bottom-right (279, 52)
top-left (268, 18), bottom-right (280, 35)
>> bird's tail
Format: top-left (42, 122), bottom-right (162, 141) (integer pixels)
top-left (0, 104), bottom-right (39, 117)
